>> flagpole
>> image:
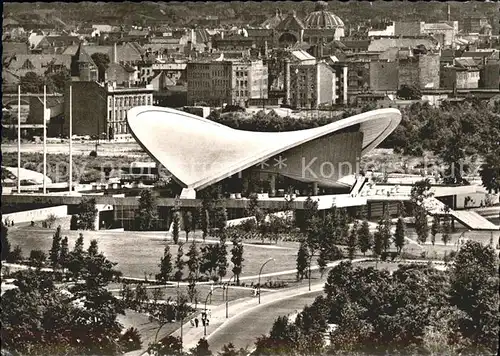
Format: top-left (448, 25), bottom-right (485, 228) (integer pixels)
top-left (43, 85), bottom-right (47, 195)
top-left (69, 85), bottom-right (73, 194)
top-left (17, 85), bottom-right (21, 194)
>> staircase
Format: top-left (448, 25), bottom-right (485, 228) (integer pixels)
top-left (350, 177), bottom-right (367, 197)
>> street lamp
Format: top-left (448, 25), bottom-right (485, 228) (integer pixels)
top-left (224, 274), bottom-right (235, 318)
top-left (204, 286), bottom-right (222, 336)
top-left (258, 258), bottom-right (274, 304)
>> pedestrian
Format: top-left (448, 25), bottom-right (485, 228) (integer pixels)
top-left (202, 318), bottom-right (206, 327)
top-left (206, 319), bottom-right (209, 327)
top-left (208, 309), bottom-right (211, 319)
top-left (190, 319), bottom-right (195, 327)
top-left (194, 318), bottom-right (199, 328)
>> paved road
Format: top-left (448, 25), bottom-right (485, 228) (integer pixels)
top-left (206, 290), bottom-right (323, 353)
top-left (2, 142), bottom-right (144, 156)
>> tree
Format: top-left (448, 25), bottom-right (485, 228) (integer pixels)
top-left (68, 238), bottom-right (124, 354)
top-left (45, 214), bottom-right (57, 229)
top-left (156, 245), bottom-right (173, 282)
top-left (357, 219), bottom-right (373, 256)
top-left (76, 198), bottom-right (98, 230)
top-left (219, 342), bottom-right (248, 356)
top-left (91, 52), bottom-right (110, 82)
top-left (67, 233), bottom-right (85, 280)
top-left (1, 269), bottom-right (83, 355)
top-left (20, 71), bottom-right (44, 93)
top-left (231, 240), bottom-right (244, 285)
top-left (88, 239), bottom-right (99, 256)
top-left (254, 315), bottom-right (300, 355)
top-left (174, 243), bottom-right (185, 284)
top-left (200, 244), bottom-right (218, 279)
top-left (47, 68), bottom-right (71, 93)
top-left (449, 241), bottom-right (499, 353)
top-left (200, 207), bottom-right (210, 241)
top-left (347, 221), bottom-right (358, 260)
top-left (479, 148), bottom-right (500, 193)
top-left (430, 215), bottom-right (440, 246)
top-left (135, 283), bottom-right (148, 310)
top-left (49, 225), bottom-right (62, 268)
top-left (1, 221), bottom-right (11, 261)
top-left (373, 231), bottom-right (383, 259)
top-left (296, 241), bottom-right (309, 281)
top-left (59, 236), bottom-right (69, 270)
top-left (191, 338), bottom-right (212, 356)
top-left (148, 335), bottom-right (183, 356)
top-left (217, 238), bottom-right (228, 281)
top-left (172, 211), bottom-right (180, 244)
top-left (29, 249), bottom-right (47, 268)
top-left (120, 327), bottom-right (142, 352)
top-left (214, 202), bottom-right (228, 237)
top-left (186, 240), bottom-right (200, 280)
top-left (183, 211), bottom-right (193, 242)
top-left (393, 217), bottom-right (406, 254)
top-left (397, 84), bottom-right (422, 100)
top-left (377, 209), bottom-right (392, 253)
top-left (7, 245), bottom-right (24, 263)
top-left (441, 215), bottom-right (451, 245)
top-left (414, 206), bottom-right (429, 244)
top-left (136, 190), bottom-right (158, 231)
top-left (300, 195), bottom-right (318, 233)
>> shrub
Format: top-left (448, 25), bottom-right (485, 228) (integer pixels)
top-left (70, 215), bottom-right (78, 230)
top-left (7, 245), bottom-right (24, 263)
top-left (45, 214), bottom-right (57, 229)
top-left (89, 150), bottom-right (97, 157)
top-left (120, 327), bottom-right (142, 352)
top-left (29, 249), bottom-right (47, 268)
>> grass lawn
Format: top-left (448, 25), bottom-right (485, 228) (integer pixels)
top-left (7, 226), bottom-right (300, 279)
top-left (110, 283), bottom-right (261, 307)
top-left (117, 308), bottom-right (196, 352)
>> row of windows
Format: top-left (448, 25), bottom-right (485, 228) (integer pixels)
top-left (190, 81), bottom-right (211, 88)
top-left (189, 72), bottom-right (210, 79)
top-left (235, 70), bottom-right (247, 77)
top-left (212, 70), bottom-right (228, 77)
top-left (235, 90), bottom-right (249, 97)
top-left (212, 79), bottom-right (230, 86)
top-left (112, 122), bottom-right (129, 135)
top-left (109, 95), bottom-right (151, 107)
top-left (108, 110), bottom-right (129, 121)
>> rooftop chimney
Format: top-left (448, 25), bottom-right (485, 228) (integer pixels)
top-left (447, 4), bottom-right (451, 22)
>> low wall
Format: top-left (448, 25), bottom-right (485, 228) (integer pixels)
top-left (3, 205), bottom-right (68, 224)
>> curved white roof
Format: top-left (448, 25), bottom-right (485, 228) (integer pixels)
top-left (127, 107), bottom-right (401, 190)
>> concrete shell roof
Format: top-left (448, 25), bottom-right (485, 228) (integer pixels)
top-left (127, 107), bottom-right (401, 190)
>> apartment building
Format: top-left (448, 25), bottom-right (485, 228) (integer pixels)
top-left (186, 58), bottom-right (268, 106)
top-left (63, 81), bottom-right (153, 140)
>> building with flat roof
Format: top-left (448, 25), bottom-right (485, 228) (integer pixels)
top-left (186, 58), bottom-right (268, 106)
top-left (63, 82), bottom-right (153, 139)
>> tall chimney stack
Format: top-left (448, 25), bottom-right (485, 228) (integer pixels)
top-left (113, 42), bottom-right (117, 64)
top-left (447, 4), bottom-right (451, 21)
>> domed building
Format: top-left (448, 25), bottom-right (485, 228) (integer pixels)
top-left (259, 2), bottom-right (345, 49)
top-left (303, 1), bottom-right (345, 43)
